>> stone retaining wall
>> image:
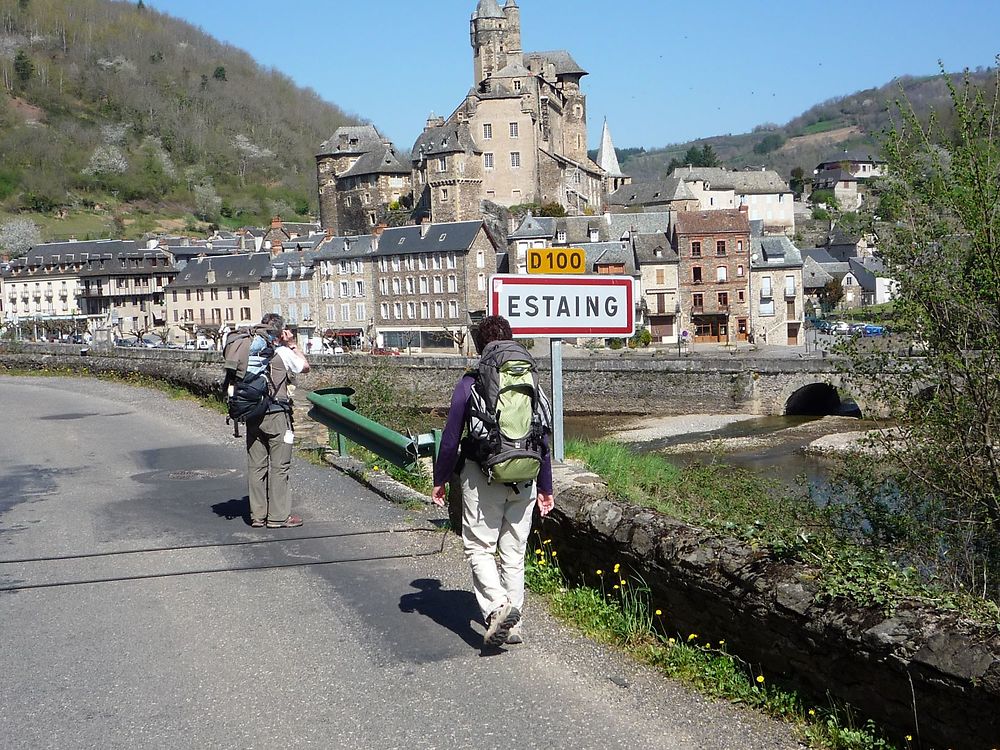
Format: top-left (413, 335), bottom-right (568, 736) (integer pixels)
top-left (543, 463), bottom-right (1000, 750)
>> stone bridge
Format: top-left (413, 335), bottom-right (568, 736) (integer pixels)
top-left (0, 343), bottom-right (877, 417)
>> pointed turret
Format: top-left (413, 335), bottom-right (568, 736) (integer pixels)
top-left (596, 118), bottom-right (625, 178)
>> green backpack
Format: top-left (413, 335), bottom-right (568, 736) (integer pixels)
top-left (464, 340), bottom-right (552, 484)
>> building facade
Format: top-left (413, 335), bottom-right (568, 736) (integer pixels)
top-left (749, 234), bottom-right (805, 346)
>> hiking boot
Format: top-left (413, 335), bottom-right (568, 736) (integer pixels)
top-left (484, 601), bottom-right (521, 648)
top-left (250, 517), bottom-right (266, 528)
top-left (266, 514), bottom-right (303, 528)
top-left (505, 622), bottom-right (523, 645)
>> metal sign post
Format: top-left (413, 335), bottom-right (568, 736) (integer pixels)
top-left (489, 274), bottom-right (635, 465)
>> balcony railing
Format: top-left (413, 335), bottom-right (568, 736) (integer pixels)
top-left (759, 288), bottom-right (773, 300)
top-left (784, 285), bottom-right (796, 298)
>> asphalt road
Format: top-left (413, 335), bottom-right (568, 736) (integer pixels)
top-left (0, 376), bottom-right (802, 750)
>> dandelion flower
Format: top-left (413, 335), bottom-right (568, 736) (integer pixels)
top-left (808, 710), bottom-right (815, 717)
top-left (539, 560), bottom-right (546, 566)
top-left (704, 643), bottom-right (711, 649)
top-left (613, 563), bottom-right (621, 573)
top-left (718, 639), bottom-right (725, 645)
top-left (687, 633), bottom-right (697, 641)
top-left (613, 584), bottom-right (619, 590)
top-left (543, 539), bottom-right (552, 545)
top-left (668, 637), bottom-right (675, 645)
top-left (373, 465), bottom-right (380, 472)
top-left (535, 548), bottom-right (543, 555)
top-left (620, 580), bottom-right (627, 586)
top-left (905, 737), bottom-right (912, 743)
top-left (654, 609), bottom-right (662, 616)
top-left (756, 675), bottom-right (765, 684)
top-left (551, 551), bottom-right (557, 557)
top-left (596, 569), bottom-right (604, 575)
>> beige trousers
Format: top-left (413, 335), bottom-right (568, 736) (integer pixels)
top-left (460, 464), bottom-right (536, 620)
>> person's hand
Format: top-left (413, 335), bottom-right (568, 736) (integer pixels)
top-left (278, 329), bottom-right (295, 346)
top-left (536, 492), bottom-right (554, 516)
top-left (432, 485), bottom-right (447, 507)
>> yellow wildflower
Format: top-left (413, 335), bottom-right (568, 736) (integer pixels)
top-left (613, 563), bottom-right (621, 573)
top-left (808, 710), bottom-right (816, 717)
top-left (620, 580), bottom-right (627, 586)
top-left (687, 633), bottom-right (697, 641)
top-left (654, 609), bottom-right (662, 616)
top-left (538, 560), bottom-right (546, 566)
top-left (668, 637), bottom-right (675, 645)
top-left (373, 465), bottom-right (380, 472)
top-left (756, 675), bottom-right (765, 684)
top-left (596, 569), bottom-right (604, 575)
top-left (535, 548), bottom-right (543, 555)
top-left (551, 551), bottom-right (557, 557)
top-left (704, 643), bottom-right (711, 649)
top-left (543, 539), bottom-right (552, 545)
top-left (613, 584), bottom-right (620, 590)
top-left (905, 737), bottom-right (912, 743)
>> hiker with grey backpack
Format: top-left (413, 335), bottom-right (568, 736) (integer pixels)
top-left (222, 313), bottom-right (309, 528)
top-left (432, 315), bottom-right (554, 649)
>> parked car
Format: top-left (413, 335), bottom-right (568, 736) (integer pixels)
top-left (862, 324), bottom-right (887, 337)
top-left (829, 321), bottom-right (851, 335)
top-left (848, 323), bottom-right (867, 336)
top-left (113, 338), bottom-right (136, 347)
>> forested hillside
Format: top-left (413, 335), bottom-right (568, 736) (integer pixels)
top-left (620, 67), bottom-right (997, 180)
top-left (0, 0), bottom-right (358, 241)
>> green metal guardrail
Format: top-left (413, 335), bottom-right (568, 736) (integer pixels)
top-left (307, 387), bottom-right (441, 472)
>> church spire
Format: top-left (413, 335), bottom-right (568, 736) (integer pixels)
top-left (596, 118), bottom-right (624, 178)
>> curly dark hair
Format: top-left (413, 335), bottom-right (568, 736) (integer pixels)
top-left (473, 315), bottom-right (513, 353)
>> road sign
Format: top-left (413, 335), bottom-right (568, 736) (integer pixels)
top-left (489, 274), bottom-right (634, 337)
top-left (526, 246), bottom-right (586, 274)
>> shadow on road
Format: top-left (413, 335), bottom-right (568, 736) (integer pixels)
top-left (399, 578), bottom-right (483, 650)
top-left (211, 496), bottom-right (251, 525)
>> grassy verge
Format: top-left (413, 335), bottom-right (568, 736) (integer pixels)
top-left (565, 439), bottom-right (1000, 625)
top-left (525, 540), bottom-right (900, 750)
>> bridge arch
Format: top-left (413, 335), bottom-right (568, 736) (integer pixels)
top-left (777, 374), bottom-right (866, 418)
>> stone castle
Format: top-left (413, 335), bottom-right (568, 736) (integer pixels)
top-left (317, 0), bottom-right (629, 235)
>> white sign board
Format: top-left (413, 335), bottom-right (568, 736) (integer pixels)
top-left (489, 274), bottom-right (635, 337)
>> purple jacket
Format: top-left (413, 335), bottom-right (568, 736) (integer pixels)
top-left (433, 373), bottom-right (553, 495)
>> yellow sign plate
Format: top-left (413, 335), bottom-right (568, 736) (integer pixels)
top-left (527, 247), bottom-right (587, 274)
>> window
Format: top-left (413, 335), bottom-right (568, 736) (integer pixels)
top-left (483, 123), bottom-right (493, 140)
top-left (692, 293), bottom-right (704, 309)
top-left (419, 277), bottom-right (428, 294)
top-left (240, 287), bottom-right (250, 300)
top-left (716, 240), bottom-right (726, 256)
top-left (171, 290), bottom-right (178, 303)
top-left (691, 241), bottom-right (702, 258)
top-left (407, 302), bottom-right (416, 319)
top-left (447, 275), bottom-right (457, 293)
top-left (557, 230), bottom-right (567, 243)
top-left (391, 257), bottom-right (400, 271)
top-left (433, 276), bottom-right (443, 293)
top-left (287, 304), bottom-right (298, 323)
top-left (478, 273), bottom-right (486, 291)
top-left (513, 79), bottom-right (521, 92)
top-left (392, 278), bottom-right (401, 294)
top-left (418, 255), bottom-right (427, 271)
top-left (446, 253), bottom-right (456, 269)
top-left (787, 300), bottom-right (796, 317)
top-left (738, 290), bottom-right (745, 303)
top-left (476, 250), bottom-right (485, 268)
top-left (196, 289), bottom-right (204, 301)
top-left (437, 156), bottom-right (447, 172)
top-left (340, 280), bottom-right (350, 297)
top-left (241, 307), bottom-right (251, 320)
top-left (737, 264), bottom-right (745, 277)
top-left (227, 287), bottom-right (234, 300)
top-left (785, 275), bottom-right (796, 297)
top-left (380, 302), bottom-right (390, 318)
top-left (760, 299), bottom-right (775, 316)
top-left (406, 277), bottom-right (415, 294)
top-left (510, 152), bottom-right (521, 168)
top-left (302, 303), bottom-right (311, 321)
top-left (393, 302), bottom-right (402, 319)
top-left (718, 292), bottom-right (729, 308)
top-left (435, 301), bottom-right (444, 318)
top-left (655, 269), bottom-right (665, 285)
top-left (341, 303), bottom-right (351, 321)
top-left (760, 276), bottom-right (773, 298)
top-left (355, 280), bottom-right (365, 297)
top-left (210, 288), bottom-right (219, 301)
top-left (716, 266), bottom-right (727, 283)
top-left (300, 281), bottom-right (309, 296)
top-left (356, 304), bottom-right (365, 322)
top-left (421, 301), bottom-right (429, 319)
top-left (379, 279), bottom-right (388, 295)
top-left (326, 304), bottom-right (336, 321)
top-left (484, 153), bottom-right (494, 169)
top-left (692, 267), bottom-right (703, 283)
top-left (738, 240), bottom-right (744, 253)
top-left (441, 187), bottom-right (449, 202)
top-left (449, 300), bottom-right (459, 318)
top-left (509, 122), bottom-right (519, 138)
top-left (368, 212), bottom-right (377, 226)
top-left (432, 254), bottom-right (442, 270)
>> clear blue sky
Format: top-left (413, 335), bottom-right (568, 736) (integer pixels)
top-left (142, 0), bottom-right (999, 152)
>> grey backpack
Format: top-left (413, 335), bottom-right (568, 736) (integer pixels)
top-left (462, 340), bottom-right (551, 483)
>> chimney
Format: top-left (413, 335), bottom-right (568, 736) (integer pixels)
top-left (270, 215), bottom-right (282, 230)
top-left (739, 204), bottom-right (749, 214)
top-left (68, 236), bottom-right (78, 243)
top-left (373, 223), bottom-right (387, 237)
top-left (325, 227), bottom-right (334, 240)
top-left (270, 237), bottom-right (283, 257)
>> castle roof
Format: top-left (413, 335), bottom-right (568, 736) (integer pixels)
top-left (340, 144), bottom-right (410, 177)
top-left (509, 214), bottom-right (556, 240)
top-left (413, 120), bottom-right (479, 158)
top-left (526, 50), bottom-right (587, 77)
top-left (316, 125), bottom-right (387, 158)
top-left (609, 177), bottom-right (695, 207)
top-left (472, 0), bottom-right (504, 19)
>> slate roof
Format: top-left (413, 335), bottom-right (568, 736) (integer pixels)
top-left (526, 50), bottom-right (587, 77)
top-left (576, 241), bottom-right (638, 275)
top-left (609, 177), bottom-right (695, 207)
top-left (828, 228), bottom-right (861, 247)
top-left (818, 148), bottom-right (885, 168)
top-left (847, 257), bottom-right (878, 291)
top-left (472, 0), bottom-right (504, 19)
top-left (7, 240), bottom-right (139, 272)
top-left (750, 235), bottom-right (803, 270)
top-left (801, 256), bottom-right (834, 289)
top-left (633, 233), bottom-right (677, 264)
top-left (802, 247), bottom-right (837, 264)
top-left (167, 253), bottom-right (271, 289)
top-left (673, 210), bottom-right (750, 235)
top-left (374, 221), bottom-right (488, 257)
top-left (317, 125), bottom-right (387, 158)
top-left (341, 144), bottom-right (410, 177)
top-left (267, 248), bottom-right (317, 280)
top-left (412, 120), bottom-right (479, 158)
top-left (814, 168), bottom-right (857, 184)
top-left (509, 214), bottom-right (556, 240)
top-left (596, 120), bottom-right (625, 178)
top-left (554, 216), bottom-right (607, 244)
top-left (673, 166), bottom-right (790, 194)
top-left (607, 212), bottom-right (672, 239)
top-left (314, 235), bottom-right (378, 260)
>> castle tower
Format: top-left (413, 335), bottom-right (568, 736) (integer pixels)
top-left (502, 0), bottom-right (521, 68)
top-left (596, 118), bottom-right (630, 195)
top-left (470, 0), bottom-right (506, 86)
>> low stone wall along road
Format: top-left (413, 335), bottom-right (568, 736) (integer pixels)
top-left (0, 376), bottom-right (800, 750)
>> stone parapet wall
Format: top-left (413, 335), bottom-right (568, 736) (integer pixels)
top-left (0, 344), bottom-right (847, 416)
top-left (544, 463), bottom-right (1000, 750)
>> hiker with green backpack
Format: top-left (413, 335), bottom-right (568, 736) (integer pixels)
top-left (432, 315), bottom-right (554, 649)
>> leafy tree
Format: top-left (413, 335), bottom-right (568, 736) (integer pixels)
top-left (13, 50), bottom-right (34, 85)
top-left (667, 143), bottom-right (720, 173)
top-left (810, 188), bottom-right (839, 209)
top-left (837, 63), bottom-right (1000, 598)
top-left (213, 66), bottom-right (227, 81)
top-left (538, 201), bottom-right (567, 218)
top-left (137, 0), bottom-right (145, 9)
top-left (0, 217), bottom-right (41, 257)
top-left (789, 166), bottom-right (805, 197)
top-left (818, 278), bottom-right (843, 310)
top-left (753, 133), bottom-right (785, 155)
